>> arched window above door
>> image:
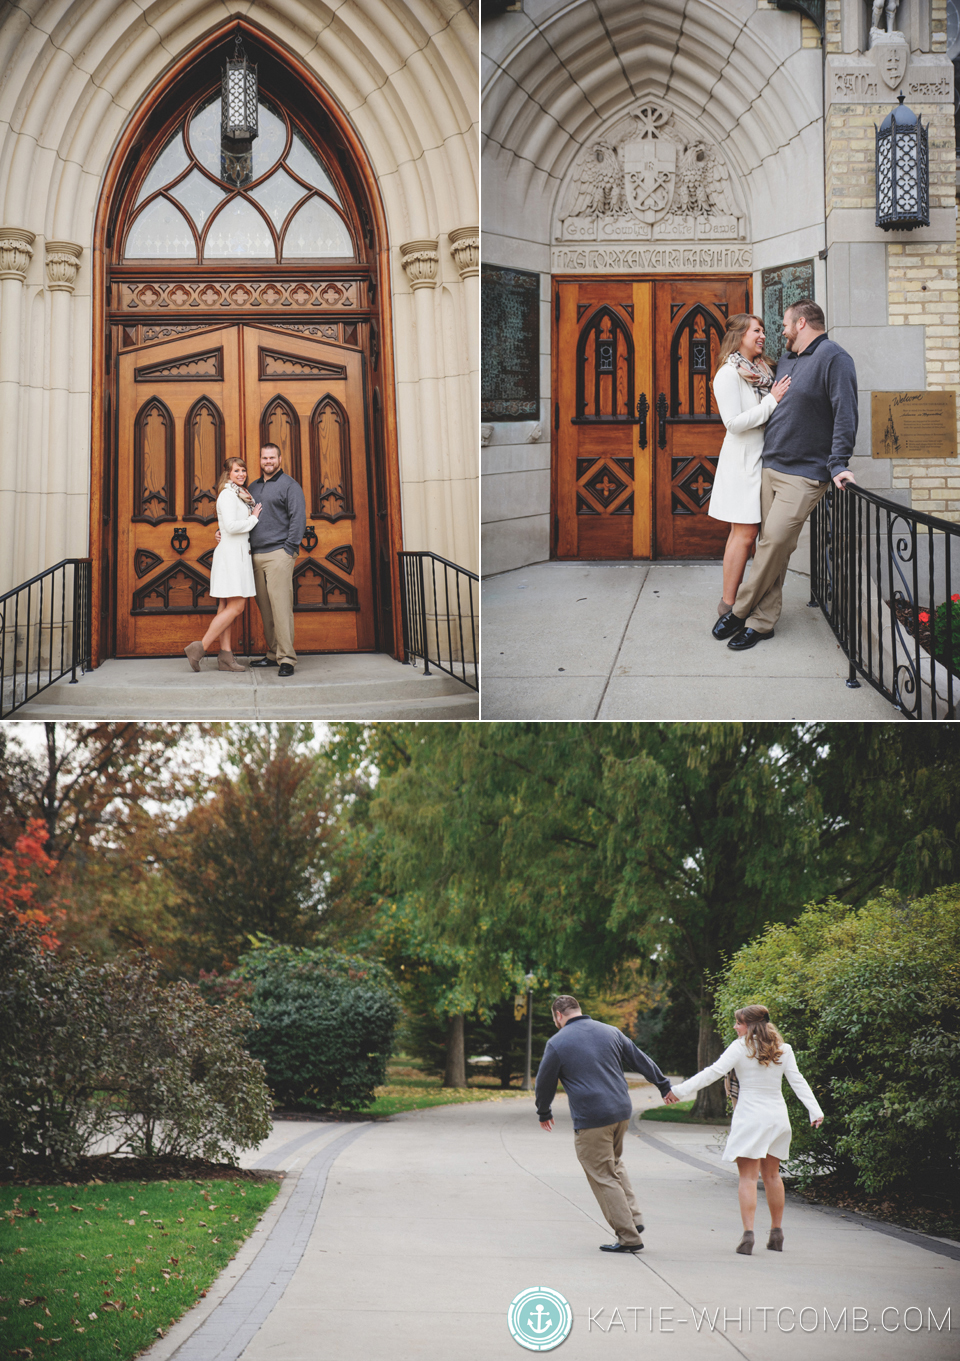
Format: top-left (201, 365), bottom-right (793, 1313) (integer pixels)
top-left (124, 94), bottom-right (355, 262)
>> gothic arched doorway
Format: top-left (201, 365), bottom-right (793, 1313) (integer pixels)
top-left (91, 20), bottom-right (401, 663)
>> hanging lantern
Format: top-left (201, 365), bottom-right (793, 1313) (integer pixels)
top-left (221, 33), bottom-right (258, 186)
top-left (875, 93), bottom-right (929, 231)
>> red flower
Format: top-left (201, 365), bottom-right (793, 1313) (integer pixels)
top-left (918, 612), bottom-right (930, 623)
top-left (952, 594), bottom-right (960, 603)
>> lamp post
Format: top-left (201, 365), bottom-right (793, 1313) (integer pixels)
top-left (221, 33), bottom-right (259, 186)
top-left (520, 972), bottom-right (536, 1091)
top-left (875, 92), bottom-right (930, 231)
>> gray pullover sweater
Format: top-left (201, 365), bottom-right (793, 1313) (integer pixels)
top-left (248, 469), bottom-right (307, 557)
top-left (761, 332), bottom-right (858, 482)
top-left (535, 1015), bottom-right (672, 1131)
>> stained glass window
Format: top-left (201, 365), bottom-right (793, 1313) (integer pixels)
top-left (123, 93), bottom-right (353, 261)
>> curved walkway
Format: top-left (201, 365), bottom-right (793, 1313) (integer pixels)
top-left (145, 1092), bottom-right (957, 1360)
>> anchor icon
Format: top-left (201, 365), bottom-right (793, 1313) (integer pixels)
top-left (526, 1304), bottom-right (554, 1334)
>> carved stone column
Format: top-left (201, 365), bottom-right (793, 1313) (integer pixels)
top-left (45, 240), bottom-right (82, 292)
top-left (0, 228), bottom-right (35, 588)
top-left (449, 227), bottom-right (480, 477)
top-left (44, 242), bottom-right (84, 571)
top-left (399, 239), bottom-right (453, 555)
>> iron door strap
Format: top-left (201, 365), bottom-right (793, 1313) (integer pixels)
top-left (657, 392), bottom-right (668, 449)
top-left (637, 393), bottom-right (649, 449)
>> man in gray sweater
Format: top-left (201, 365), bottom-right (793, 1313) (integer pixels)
top-left (714, 299), bottom-right (857, 649)
top-left (536, 995), bottom-right (677, 1253)
top-left (248, 444), bottom-right (307, 677)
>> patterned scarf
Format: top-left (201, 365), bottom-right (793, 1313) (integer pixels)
top-left (229, 481), bottom-right (255, 506)
top-left (729, 349), bottom-right (775, 394)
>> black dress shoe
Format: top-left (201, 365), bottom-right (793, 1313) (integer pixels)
top-left (250, 657), bottom-right (278, 668)
top-left (278, 663), bottom-right (295, 677)
top-left (599, 1241), bottom-right (643, 1253)
top-left (727, 627), bottom-right (774, 651)
top-left (712, 610), bottom-right (746, 640)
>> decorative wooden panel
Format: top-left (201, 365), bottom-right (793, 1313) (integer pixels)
top-left (259, 394), bottom-right (303, 485)
top-left (292, 559), bottom-right (358, 610)
top-left (576, 306), bottom-right (634, 421)
top-left (309, 394), bottom-right (353, 521)
top-left (184, 396), bottom-right (223, 523)
top-left (669, 305), bottom-right (724, 418)
top-left (134, 349), bottom-right (223, 382)
top-left (132, 561), bottom-right (216, 613)
top-left (133, 397), bottom-right (175, 523)
top-left (258, 348), bottom-right (347, 380)
top-left (117, 278), bottom-right (364, 312)
top-left (326, 544), bottom-right (354, 574)
top-left (133, 548), bottom-right (163, 578)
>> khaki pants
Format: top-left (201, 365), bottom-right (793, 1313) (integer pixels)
top-left (733, 468), bottom-right (829, 633)
top-left (252, 549), bottom-right (297, 667)
top-left (574, 1121), bottom-right (643, 1246)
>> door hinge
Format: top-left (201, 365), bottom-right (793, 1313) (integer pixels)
top-left (554, 402), bottom-right (559, 430)
top-left (554, 292), bottom-right (560, 323)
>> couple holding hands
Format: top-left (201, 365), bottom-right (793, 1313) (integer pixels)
top-left (536, 998), bottom-right (823, 1257)
top-left (708, 299), bottom-right (858, 649)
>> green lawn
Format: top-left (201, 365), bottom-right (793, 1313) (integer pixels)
top-left (0, 1177), bottom-right (278, 1361)
top-left (359, 1062), bottom-right (533, 1116)
top-left (640, 1099), bottom-right (731, 1125)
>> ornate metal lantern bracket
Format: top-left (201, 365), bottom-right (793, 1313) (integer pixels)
top-left (221, 32), bottom-right (259, 187)
top-left (774, 0), bottom-right (825, 40)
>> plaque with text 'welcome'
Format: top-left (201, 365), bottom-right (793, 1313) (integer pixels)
top-left (871, 391), bottom-right (957, 460)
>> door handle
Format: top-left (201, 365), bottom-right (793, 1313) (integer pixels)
top-left (657, 392), bottom-right (668, 449)
top-left (637, 393), bottom-right (648, 449)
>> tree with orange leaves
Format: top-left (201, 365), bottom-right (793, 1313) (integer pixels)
top-left (0, 818), bottom-right (63, 950)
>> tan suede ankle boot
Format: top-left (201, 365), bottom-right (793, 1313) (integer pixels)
top-left (218, 650), bottom-right (246, 672)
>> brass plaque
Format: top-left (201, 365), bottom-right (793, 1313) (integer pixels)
top-left (872, 391), bottom-right (957, 459)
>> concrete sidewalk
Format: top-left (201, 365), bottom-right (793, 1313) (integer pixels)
top-left (482, 559), bottom-right (900, 720)
top-left (143, 1093), bottom-right (957, 1361)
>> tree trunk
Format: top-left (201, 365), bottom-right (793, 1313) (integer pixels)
top-left (691, 1002), bottom-right (726, 1121)
top-left (443, 1013), bottom-right (466, 1088)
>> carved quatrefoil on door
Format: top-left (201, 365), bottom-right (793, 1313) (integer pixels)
top-left (583, 462), bottom-right (628, 507)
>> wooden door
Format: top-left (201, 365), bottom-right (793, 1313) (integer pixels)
top-left (653, 277), bottom-right (750, 558)
top-left (117, 324), bottom-right (374, 656)
top-left (554, 279), bottom-right (654, 559)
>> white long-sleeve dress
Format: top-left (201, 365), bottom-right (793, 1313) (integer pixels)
top-left (708, 359), bottom-right (778, 524)
top-left (208, 485), bottom-right (257, 599)
top-left (671, 1036), bottom-right (823, 1162)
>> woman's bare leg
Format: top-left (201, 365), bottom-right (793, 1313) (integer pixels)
top-left (736, 1157), bottom-right (760, 1230)
top-left (722, 523), bottom-right (759, 608)
top-left (760, 1155), bottom-right (784, 1228)
top-left (201, 598), bottom-right (244, 652)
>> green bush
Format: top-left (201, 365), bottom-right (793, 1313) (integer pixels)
top-left (714, 887), bottom-right (960, 1196)
top-left (0, 926), bottom-right (272, 1171)
top-left (931, 594), bottom-right (960, 674)
top-left (234, 942), bottom-right (402, 1111)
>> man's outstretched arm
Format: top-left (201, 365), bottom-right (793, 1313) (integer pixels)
top-left (535, 1045), bottom-right (561, 1131)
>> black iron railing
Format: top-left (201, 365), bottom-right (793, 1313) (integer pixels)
top-left (0, 559), bottom-right (92, 719)
top-left (809, 486), bottom-right (958, 719)
top-left (398, 552), bottom-right (478, 692)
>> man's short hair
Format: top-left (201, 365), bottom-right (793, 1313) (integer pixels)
top-left (785, 299), bottom-right (825, 331)
top-left (261, 443), bottom-right (282, 458)
top-left (551, 994), bottom-right (581, 1018)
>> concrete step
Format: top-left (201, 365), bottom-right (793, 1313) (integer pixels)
top-left (12, 653), bottom-right (479, 720)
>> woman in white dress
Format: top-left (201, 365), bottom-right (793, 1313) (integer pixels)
top-left (671, 1004), bottom-right (823, 1255)
top-left (709, 316), bottom-right (791, 616)
top-left (184, 457), bottom-right (261, 673)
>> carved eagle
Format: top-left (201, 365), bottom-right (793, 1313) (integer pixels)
top-left (566, 142), bottom-right (626, 218)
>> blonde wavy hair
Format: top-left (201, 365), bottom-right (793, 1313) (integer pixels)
top-left (714, 314), bottom-right (775, 378)
top-left (736, 1004), bottom-right (785, 1066)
